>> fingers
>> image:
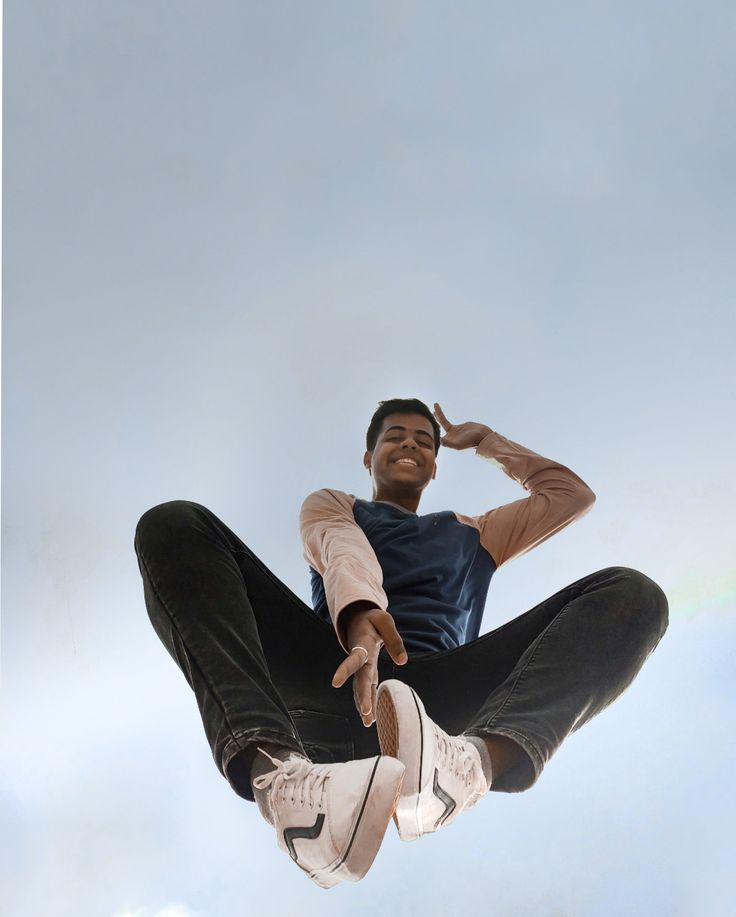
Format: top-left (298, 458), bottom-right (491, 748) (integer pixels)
top-left (332, 646), bottom-right (369, 688)
top-left (353, 661), bottom-right (378, 727)
top-left (434, 402), bottom-right (451, 429)
top-left (373, 614), bottom-right (408, 666)
top-left (331, 612), bottom-right (409, 725)
top-left (332, 642), bottom-right (380, 726)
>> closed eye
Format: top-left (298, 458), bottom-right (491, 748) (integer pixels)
top-left (388, 436), bottom-right (433, 447)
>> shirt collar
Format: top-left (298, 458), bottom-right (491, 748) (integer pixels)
top-left (373, 500), bottom-right (417, 516)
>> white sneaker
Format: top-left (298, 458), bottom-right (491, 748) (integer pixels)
top-left (252, 749), bottom-right (406, 888)
top-left (375, 680), bottom-right (488, 841)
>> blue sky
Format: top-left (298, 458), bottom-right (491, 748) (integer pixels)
top-left (2, 2), bottom-right (735, 915)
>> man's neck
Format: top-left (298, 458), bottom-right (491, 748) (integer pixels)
top-left (373, 499), bottom-right (417, 516)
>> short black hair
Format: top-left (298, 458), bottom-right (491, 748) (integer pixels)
top-left (366, 398), bottom-right (441, 456)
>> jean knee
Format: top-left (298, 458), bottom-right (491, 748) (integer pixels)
top-left (607, 566), bottom-right (669, 638)
top-left (134, 500), bottom-right (208, 551)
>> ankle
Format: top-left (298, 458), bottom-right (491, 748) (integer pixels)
top-left (472, 733), bottom-right (528, 785)
top-left (464, 735), bottom-right (493, 788)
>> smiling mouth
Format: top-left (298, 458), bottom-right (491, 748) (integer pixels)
top-left (394, 460), bottom-right (419, 468)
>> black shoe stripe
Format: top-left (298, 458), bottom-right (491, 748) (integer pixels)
top-left (409, 687), bottom-right (424, 794)
top-left (283, 813), bottom-right (326, 863)
top-left (432, 768), bottom-right (456, 830)
top-left (317, 756), bottom-right (381, 878)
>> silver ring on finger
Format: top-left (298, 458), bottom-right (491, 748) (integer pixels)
top-left (352, 645), bottom-right (369, 664)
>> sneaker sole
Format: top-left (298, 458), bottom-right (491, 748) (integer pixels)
top-left (375, 681), bottom-right (426, 842)
top-left (309, 755), bottom-right (406, 888)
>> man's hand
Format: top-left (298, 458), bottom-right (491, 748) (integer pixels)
top-left (332, 606), bottom-right (407, 727)
top-left (433, 403), bottom-right (492, 450)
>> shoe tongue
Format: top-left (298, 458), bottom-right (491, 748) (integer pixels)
top-left (251, 750), bottom-right (310, 789)
top-left (274, 753), bottom-right (311, 777)
top-left (435, 728), bottom-right (483, 782)
top-left (436, 725), bottom-right (461, 761)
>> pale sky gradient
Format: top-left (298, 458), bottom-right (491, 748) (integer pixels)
top-left (2, 2), bottom-right (735, 916)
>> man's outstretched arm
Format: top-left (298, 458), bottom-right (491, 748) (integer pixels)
top-left (300, 488), bottom-right (390, 652)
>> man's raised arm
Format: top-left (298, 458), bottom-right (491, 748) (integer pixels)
top-left (461, 428), bottom-right (596, 568)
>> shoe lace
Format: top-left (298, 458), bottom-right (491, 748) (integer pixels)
top-left (434, 725), bottom-right (484, 790)
top-left (251, 748), bottom-right (330, 809)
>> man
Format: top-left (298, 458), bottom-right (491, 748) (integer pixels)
top-left (134, 398), bottom-right (668, 889)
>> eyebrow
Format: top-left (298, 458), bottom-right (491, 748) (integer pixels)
top-left (384, 425), bottom-right (434, 440)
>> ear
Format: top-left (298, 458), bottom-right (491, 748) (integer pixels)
top-left (364, 449), bottom-right (371, 473)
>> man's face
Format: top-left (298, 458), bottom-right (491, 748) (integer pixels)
top-left (364, 412), bottom-right (438, 496)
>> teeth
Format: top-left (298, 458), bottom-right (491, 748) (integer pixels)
top-left (396, 460), bottom-right (417, 466)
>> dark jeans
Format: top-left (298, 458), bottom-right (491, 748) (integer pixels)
top-left (133, 500), bottom-right (669, 802)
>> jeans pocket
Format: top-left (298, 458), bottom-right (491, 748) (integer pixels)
top-left (289, 709), bottom-right (354, 764)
